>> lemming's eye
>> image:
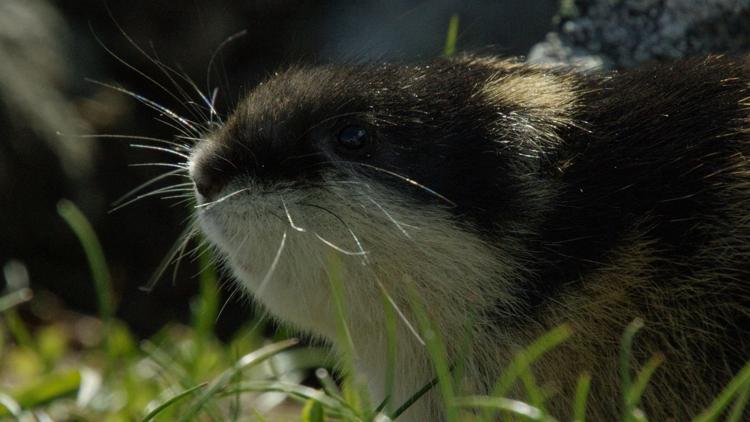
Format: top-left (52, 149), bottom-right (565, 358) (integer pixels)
top-left (337, 125), bottom-right (368, 150)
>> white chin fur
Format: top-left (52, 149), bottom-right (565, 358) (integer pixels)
top-left (196, 176), bottom-right (523, 421)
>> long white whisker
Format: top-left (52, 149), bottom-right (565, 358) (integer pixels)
top-left (89, 20), bottom-right (207, 125)
top-left (161, 192), bottom-right (195, 200)
top-left (140, 225), bottom-right (198, 292)
top-left (216, 286), bottom-right (241, 323)
top-left (209, 87), bottom-right (223, 127)
top-left (368, 197), bottom-right (414, 240)
top-left (113, 169), bottom-right (187, 207)
top-left (300, 202), bottom-right (369, 261)
top-left (86, 79), bottom-right (201, 135)
top-left (67, 133), bottom-right (190, 151)
top-left (255, 231), bottom-right (288, 297)
top-left (129, 163), bottom-right (189, 170)
top-left (312, 233), bottom-right (368, 256)
top-left (171, 223), bottom-right (198, 286)
top-left (206, 29), bottom-right (248, 122)
top-left (176, 135), bottom-right (206, 142)
top-left (339, 161), bottom-right (457, 207)
top-left (374, 274), bottom-right (425, 346)
top-left (154, 117), bottom-right (199, 140)
top-left (195, 187), bottom-right (250, 209)
top-left (148, 45), bottom-right (212, 125)
top-left (110, 183), bottom-right (192, 213)
top-left (282, 199), bottom-right (307, 233)
top-left (129, 144), bottom-right (191, 159)
top-left (129, 143), bottom-right (191, 159)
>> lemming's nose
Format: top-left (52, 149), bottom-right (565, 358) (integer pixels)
top-left (191, 164), bottom-right (227, 203)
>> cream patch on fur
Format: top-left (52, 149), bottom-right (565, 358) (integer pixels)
top-left (471, 57), bottom-right (581, 156)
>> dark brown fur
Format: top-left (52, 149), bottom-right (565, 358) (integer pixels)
top-left (191, 54), bottom-right (750, 419)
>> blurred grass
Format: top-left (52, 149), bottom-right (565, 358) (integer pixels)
top-left (444, 14), bottom-right (460, 56)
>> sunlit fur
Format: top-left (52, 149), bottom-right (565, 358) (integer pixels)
top-left (179, 54), bottom-right (750, 420)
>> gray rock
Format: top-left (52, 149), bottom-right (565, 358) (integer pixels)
top-left (528, 0), bottom-right (750, 69)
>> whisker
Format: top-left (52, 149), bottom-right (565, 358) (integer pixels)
top-left (312, 233), bottom-right (368, 256)
top-left (176, 135), bottom-right (206, 142)
top-left (367, 197), bottom-right (413, 240)
top-left (113, 169), bottom-right (188, 207)
top-left (282, 199), bottom-right (307, 233)
top-left (139, 225), bottom-right (198, 292)
top-left (216, 286), bottom-right (241, 323)
top-left (85, 79), bottom-right (201, 136)
top-left (89, 19), bottom-right (207, 126)
top-left (339, 161), bottom-right (457, 207)
top-left (129, 163), bottom-right (189, 170)
top-left (168, 196), bottom-right (198, 208)
top-left (148, 45), bottom-right (212, 126)
top-left (161, 192), bottom-right (195, 200)
top-left (110, 183), bottom-right (192, 213)
top-left (129, 144), bottom-right (191, 159)
top-left (102, 5), bottom-right (216, 127)
top-left (300, 202), bottom-right (369, 260)
top-left (255, 231), bottom-right (288, 296)
top-left (206, 29), bottom-right (248, 124)
top-left (154, 117), bottom-right (199, 140)
top-left (374, 274), bottom-right (425, 346)
top-left (195, 187), bottom-right (250, 209)
top-left (209, 87), bottom-right (223, 127)
top-left (170, 223), bottom-right (199, 286)
top-left (185, 236), bottom-right (214, 263)
top-left (67, 133), bottom-right (190, 151)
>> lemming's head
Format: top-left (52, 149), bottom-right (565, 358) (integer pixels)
top-left (188, 56), bottom-right (575, 334)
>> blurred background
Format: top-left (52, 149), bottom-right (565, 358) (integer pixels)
top-left (0, 0), bottom-right (559, 339)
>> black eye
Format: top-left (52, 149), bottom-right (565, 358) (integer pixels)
top-left (337, 125), bottom-right (368, 150)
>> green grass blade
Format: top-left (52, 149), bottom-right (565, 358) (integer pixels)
top-left (625, 353), bottom-right (663, 410)
top-left (693, 358), bottom-right (750, 422)
top-left (141, 383), bottom-right (207, 422)
top-left (176, 338), bottom-right (298, 422)
top-left (0, 393), bottom-right (22, 418)
top-left (404, 274), bottom-right (458, 422)
top-left (326, 253), bottom-right (372, 418)
top-left (484, 324), bottom-right (571, 422)
top-left (381, 288), bottom-right (398, 414)
top-left (193, 248), bottom-right (219, 339)
top-left (491, 325), bottom-right (572, 397)
top-left (454, 396), bottom-right (556, 421)
top-left (252, 408), bottom-right (269, 422)
top-left (57, 199), bottom-right (115, 323)
top-left (443, 14), bottom-right (460, 56)
top-left (325, 254), bottom-right (356, 372)
top-left (4, 309), bottom-right (36, 352)
top-left (2, 369), bottom-right (81, 415)
top-left (0, 287), bottom-right (32, 313)
top-left (572, 372), bottom-right (591, 422)
top-left (301, 399), bottom-right (325, 422)
top-left (391, 375), bottom-right (439, 419)
top-left (315, 368), bottom-right (344, 403)
top-left (619, 318), bottom-right (644, 422)
top-left (219, 380), bottom-right (355, 419)
top-left (726, 382), bottom-right (750, 422)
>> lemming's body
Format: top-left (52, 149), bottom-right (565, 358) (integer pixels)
top-left (188, 55), bottom-right (750, 420)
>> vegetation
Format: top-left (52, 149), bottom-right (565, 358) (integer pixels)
top-left (0, 200), bottom-right (749, 421)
